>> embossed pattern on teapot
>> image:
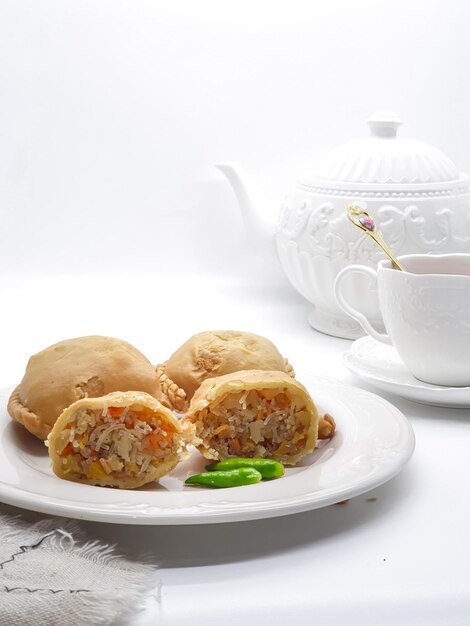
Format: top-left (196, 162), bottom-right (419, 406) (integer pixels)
top-left (275, 110), bottom-right (470, 338)
top-left (217, 110), bottom-right (470, 339)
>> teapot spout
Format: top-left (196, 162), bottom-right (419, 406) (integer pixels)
top-left (215, 162), bottom-right (278, 265)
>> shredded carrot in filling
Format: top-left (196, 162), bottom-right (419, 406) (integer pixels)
top-left (213, 424), bottom-right (230, 436)
top-left (231, 438), bottom-right (241, 452)
top-left (143, 432), bottom-right (169, 452)
top-left (194, 388), bottom-right (310, 458)
top-left (56, 405), bottom-right (183, 481)
top-left (107, 406), bottom-right (126, 418)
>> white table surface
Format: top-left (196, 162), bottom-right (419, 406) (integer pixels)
top-left (1, 273), bottom-right (469, 626)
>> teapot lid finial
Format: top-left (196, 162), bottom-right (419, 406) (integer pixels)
top-left (366, 109), bottom-right (402, 138)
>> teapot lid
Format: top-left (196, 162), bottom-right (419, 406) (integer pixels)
top-left (301, 110), bottom-right (465, 190)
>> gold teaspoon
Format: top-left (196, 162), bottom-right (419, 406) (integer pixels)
top-left (347, 204), bottom-right (406, 271)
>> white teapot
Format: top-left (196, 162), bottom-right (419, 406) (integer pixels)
top-left (216, 110), bottom-right (470, 339)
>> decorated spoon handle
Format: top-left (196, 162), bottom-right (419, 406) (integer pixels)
top-left (347, 204), bottom-right (406, 271)
top-left (368, 231), bottom-right (406, 271)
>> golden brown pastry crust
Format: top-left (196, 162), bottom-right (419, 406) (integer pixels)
top-left (183, 369), bottom-right (319, 466)
top-left (47, 391), bottom-right (195, 489)
top-left (161, 330), bottom-right (295, 410)
top-left (8, 336), bottom-right (165, 440)
top-left (156, 362), bottom-right (187, 412)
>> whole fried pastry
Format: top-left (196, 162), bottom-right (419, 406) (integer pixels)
top-left (183, 369), bottom-right (319, 466)
top-left (158, 330), bottom-right (294, 411)
top-left (8, 336), bottom-right (165, 440)
top-left (48, 391), bottom-right (194, 489)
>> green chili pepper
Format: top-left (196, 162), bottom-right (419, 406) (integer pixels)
top-left (205, 457), bottom-right (285, 479)
top-left (185, 467), bottom-right (262, 488)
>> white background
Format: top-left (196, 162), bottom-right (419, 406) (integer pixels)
top-left (1, 0), bottom-right (470, 279)
top-left (1, 5), bottom-right (470, 624)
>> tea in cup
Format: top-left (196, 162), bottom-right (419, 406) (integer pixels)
top-left (335, 254), bottom-right (470, 386)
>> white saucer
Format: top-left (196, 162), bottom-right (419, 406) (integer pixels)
top-left (343, 337), bottom-right (470, 409)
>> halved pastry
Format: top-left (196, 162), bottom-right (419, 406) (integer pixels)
top-left (183, 370), bottom-right (319, 466)
top-left (157, 330), bottom-right (295, 412)
top-left (48, 391), bottom-right (194, 489)
top-left (8, 336), bottom-right (165, 440)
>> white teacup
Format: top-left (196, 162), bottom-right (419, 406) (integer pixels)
top-left (335, 254), bottom-right (470, 387)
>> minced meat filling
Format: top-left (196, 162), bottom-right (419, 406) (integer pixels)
top-left (55, 404), bottom-right (182, 481)
top-left (195, 388), bottom-right (311, 458)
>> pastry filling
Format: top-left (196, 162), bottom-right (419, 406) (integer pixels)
top-left (54, 404), bottom-right (184, 482)
top-left (193, 388), bottom-right (311, 459)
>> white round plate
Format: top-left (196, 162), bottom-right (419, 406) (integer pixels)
top-left (344, 337), bottom-right (470, 409)
top-left (0, 376), bottom-right (414, 524)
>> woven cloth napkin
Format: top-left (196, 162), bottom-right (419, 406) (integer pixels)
top-left (0, 511), bottom-right (157, 626)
